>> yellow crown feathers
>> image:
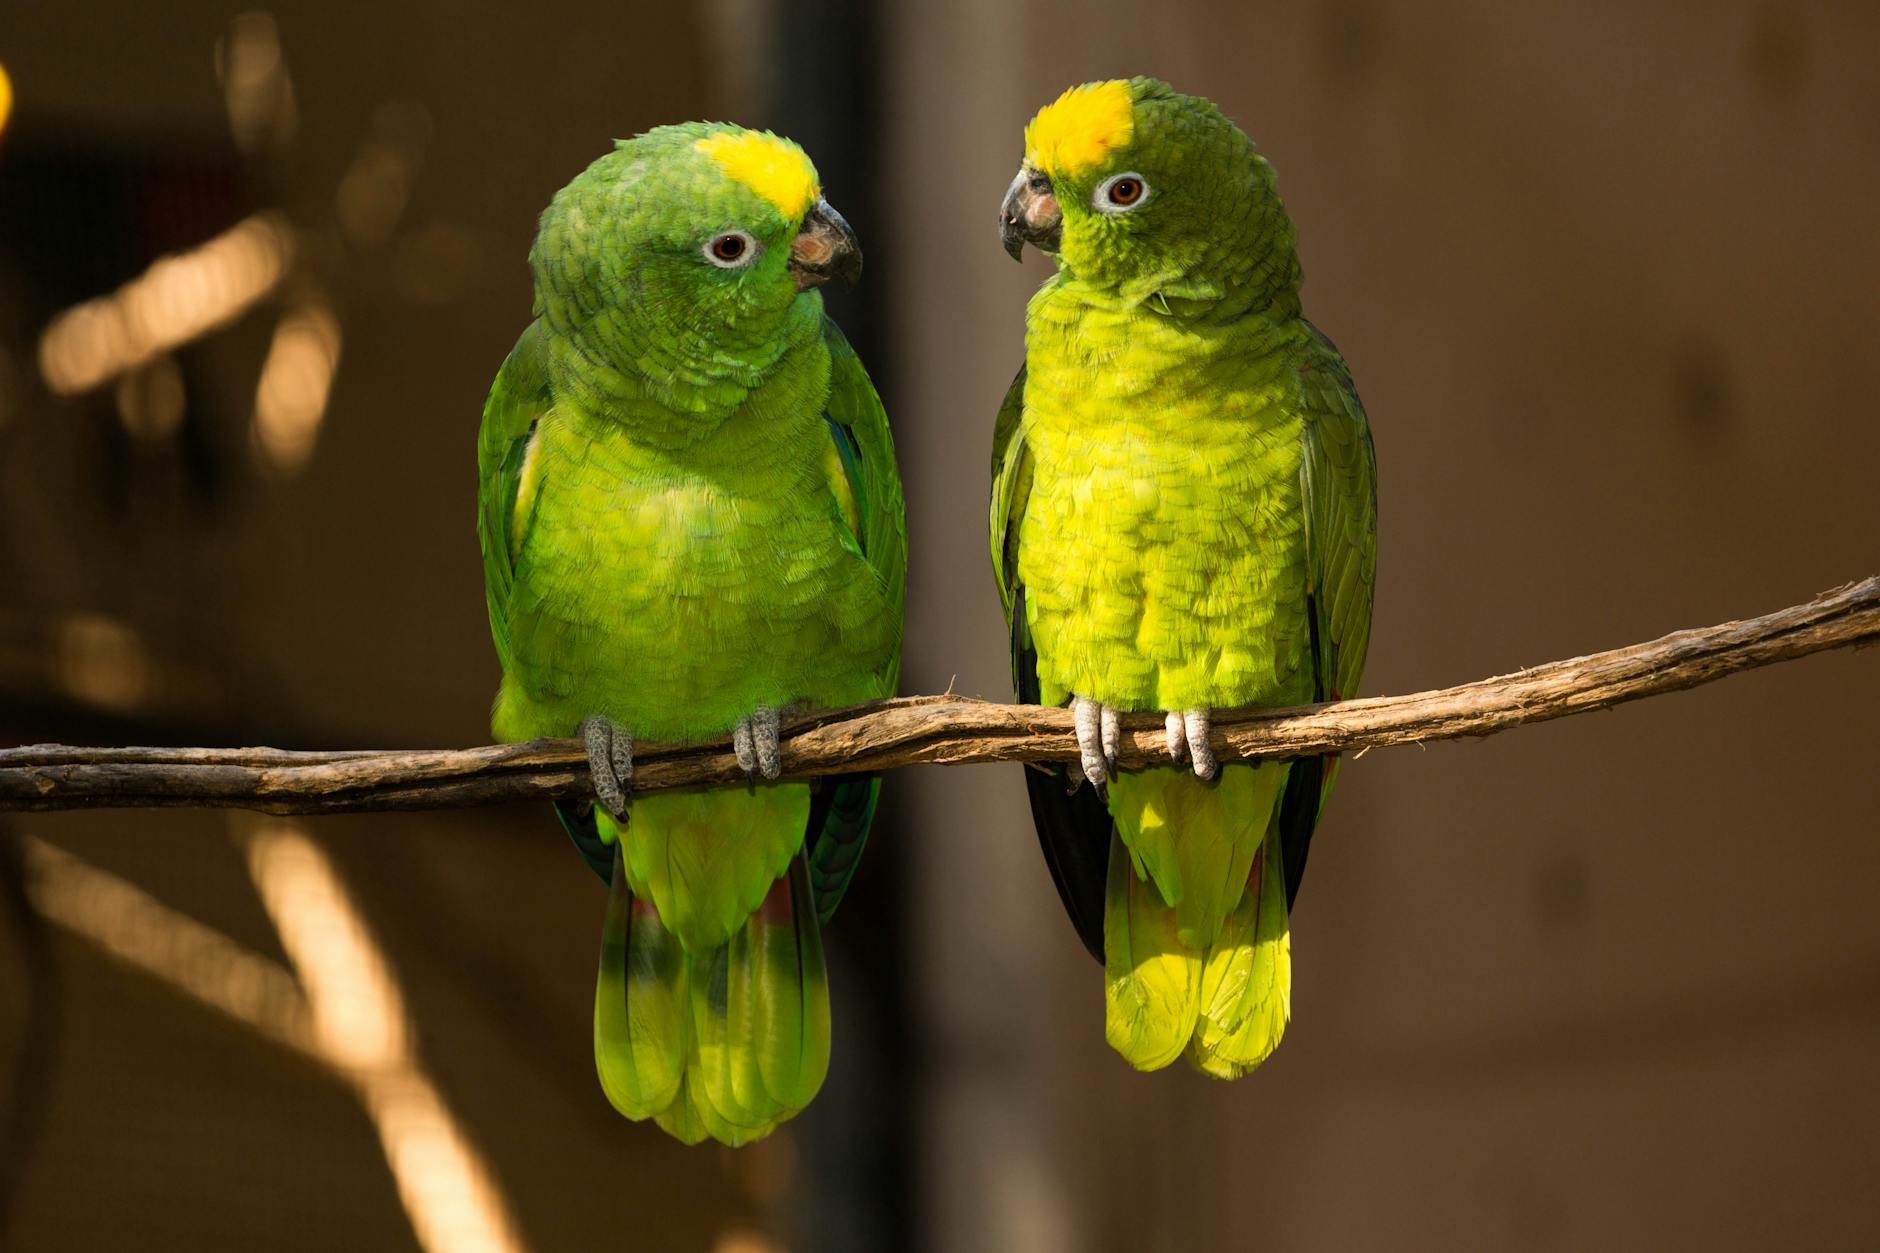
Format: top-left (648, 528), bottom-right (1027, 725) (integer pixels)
top-left (1024, 80), bottom-right (1135, 177)
top-left (694, 130), bottom-right (820, 220)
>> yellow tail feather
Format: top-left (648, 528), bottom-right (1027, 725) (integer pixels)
top-left (593, 851), bottom-right (687, 1118)
top-left (1103, 831), bottom-right (1200, 1070)
top-left (1099, 763), bottom-right (1296, 1078)
top-left (1189, 823), bottom-right (1292, 1078)
top-left (596, 852), bottom-right (829, 1146)
top-left (1107, 763), bottom-right (1288, 950)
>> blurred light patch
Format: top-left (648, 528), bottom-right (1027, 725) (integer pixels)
top-left (53, 613), bottom-right (150, 711)
top-left (252, 297), bottom-right (340, 474)
top-left (336, 103), bottom-right (430, 246)
top-left (713, 1230), bottom-right (786, 1253)
top-left (246, 824), bottom-right (406, 1072)
top-left (739, 1133), bottom-right (797, 1208)
top-left (38, 212), bottom-right (295, 395)
top-left (0, 61), bottom-right (13, 136)
top-left (114, 355), bottom-right (187, 442)
top-left (245, 823), bottom-right (530, 1253)
top-left (216, 12), bottom-right (298, 154)
top-left (336, 141), bottom-right (415, 244)
top-left (366, 1069), bottom-right (530, 1253)
top-left (394, 223), bottom-right (483, 304)
top-left (21, 837), bottom-right (315, 1054)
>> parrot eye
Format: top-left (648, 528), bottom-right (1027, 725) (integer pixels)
top-left (704, 231), bottom-right (759, 268)
top-left (1094, 172), bottom-right (1150, 214)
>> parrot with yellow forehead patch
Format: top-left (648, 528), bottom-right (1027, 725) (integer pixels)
top-left (991, 79), bottom-right (1377, 1077)
top-left (478, 123), bottom-right (904, 1144)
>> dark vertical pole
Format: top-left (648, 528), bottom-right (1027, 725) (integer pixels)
top-left (765, 5), bottom-right (918, 1251)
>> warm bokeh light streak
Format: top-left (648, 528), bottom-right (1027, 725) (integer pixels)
top-left (251, 299), bottom-right (341, 473)
top-left (21, 837), bottom-right (316, 1054)
top-left (216, 12), bottom-right (298, 154)
top-left (245, 824), bottom-right (406, 1072)
top-left (22, 828), bottom-right (531, 1253)
top-left (37, 212), bottom-right (295, 396)
top-left (245, 823), bottom-right (530, 1253)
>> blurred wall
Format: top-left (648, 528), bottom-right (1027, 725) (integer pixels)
top-left (884, 2), bottom-right (1880, 1250)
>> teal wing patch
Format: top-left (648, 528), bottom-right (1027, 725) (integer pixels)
top-left (477, 319), bottom-right (553, 674)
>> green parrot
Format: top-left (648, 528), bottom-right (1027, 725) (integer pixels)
top-left (991, 79), bottom-right (1377, 1077)
top-left (477, 124), bottom-right (905, 1145)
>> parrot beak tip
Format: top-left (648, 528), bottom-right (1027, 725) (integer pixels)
top-left (999, 166), bottom-right (1060, 263)
top-left (790, 198), bottom-right (864, 291)
top-left (1001, 222), bottom-right (1027, 262)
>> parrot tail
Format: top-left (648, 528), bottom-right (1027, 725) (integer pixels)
top-left (593, 846), bottom-right (831, 1146)
top-left (1102, 763), bottom-right (1293, 1076)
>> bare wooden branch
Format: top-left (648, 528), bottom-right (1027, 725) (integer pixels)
top-left (3, 578), bottom-right (1875, 816)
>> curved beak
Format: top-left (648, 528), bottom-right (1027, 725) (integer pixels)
top-left (1000, 166), bottom-right (1061, 261)
top-left (790, 198), bottom-right (863, 290)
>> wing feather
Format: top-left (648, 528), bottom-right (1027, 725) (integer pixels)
top-left (1279, 322), bottom-right (1379, 903)
top-left (477, 319), bottom-right (554, 674)
top-left (805, 318), bottom-right (906, 922)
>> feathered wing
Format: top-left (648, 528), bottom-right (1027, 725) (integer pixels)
top-left (803, 317), bottom-right (905, 923)
top-left (477, 319), bottom-right (552, 684)
top-left (991, 365), bottom-right (1114, 963)
top-left (477, 323), bottom-right (625, 883)
top-left (1277, 322), bottom-right (1379, 903)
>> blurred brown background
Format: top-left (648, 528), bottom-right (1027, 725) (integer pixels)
top-left (1, 1), bottom-right (1877, 1250)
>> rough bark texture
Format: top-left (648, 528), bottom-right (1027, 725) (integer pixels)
top-left (2, 578), bottom-right (1874, 816)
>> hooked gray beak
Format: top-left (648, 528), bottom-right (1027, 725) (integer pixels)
top-left (790, 198), bottom-right (863, 290)
top-left (1000, 166), bottom-right (1061, 261)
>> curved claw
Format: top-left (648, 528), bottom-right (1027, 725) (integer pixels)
top-left (1072, 695), bottom-right (1115, 789)
top-left (580, 715), bottom-right (634, 818)
top-left (733, 706), bottom-right (783, 781)
top-left (1182, 709), bottom-right (1216, 779)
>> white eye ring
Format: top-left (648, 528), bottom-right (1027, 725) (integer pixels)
top-left (703, 230), bottom-right (760, 268)
top-left (1093, 172), bottom-right (1151, 214)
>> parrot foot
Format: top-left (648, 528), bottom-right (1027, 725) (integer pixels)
top-left (580, 715), bottom-right (635, 818)
top-left (732, 706), bottom-right (783, 781)
top-left (1072, 695), bottom-right (1121, 790)
top-left (1164, 709), bottom-right (1218, 780)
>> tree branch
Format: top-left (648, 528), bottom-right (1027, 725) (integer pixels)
top-left (3, 578), bottom-right (1875, 816)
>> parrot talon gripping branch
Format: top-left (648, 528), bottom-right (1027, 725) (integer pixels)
top-left (578, 714), bottom-right (633, 819)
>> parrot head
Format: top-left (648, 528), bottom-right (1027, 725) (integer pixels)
top-left (1000, 78), bottom-right (1298, 307)
top-left (530, 122), bottom-right (860, 409)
